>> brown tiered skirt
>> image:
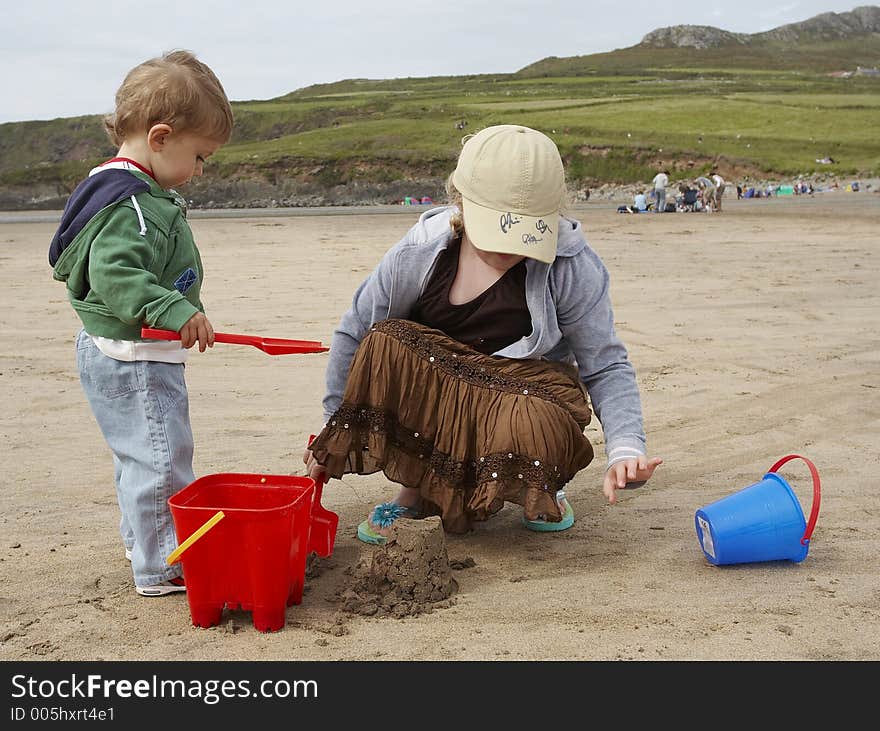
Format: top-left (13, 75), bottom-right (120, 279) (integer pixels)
top-left (309, 319), bottom-right (594, 533)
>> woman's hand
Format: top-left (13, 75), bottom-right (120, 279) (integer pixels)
top-left (603, 456), bottom-right (663, 504)
top-left (302, 440), bottom-right (327, 483)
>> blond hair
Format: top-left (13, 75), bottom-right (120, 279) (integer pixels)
top-left (445, 172), bottom-right (465, 237)
top-left (104, 50), bottom-right (233, 146)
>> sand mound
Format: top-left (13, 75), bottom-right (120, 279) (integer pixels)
top-left (337, 517), bottom-right (459, 619)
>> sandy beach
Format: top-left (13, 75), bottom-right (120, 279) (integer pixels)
top-left (1, 191), bottom-right (878, 661)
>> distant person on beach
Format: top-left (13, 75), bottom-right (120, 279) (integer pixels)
top-left (652, 169), bottom-right (670, 214)
top-left (678, 183), bottom-right (699, 211)
top-left (48, 50), bottom-right (233, 597)
top-left (694, 175), bottom-right (716, 211)
top-left (618, 191), bottom-right (649, 214)
top-left (304, 124), bottom-right (662, 544)
top-left (710, 170), bottom-right (726, 212)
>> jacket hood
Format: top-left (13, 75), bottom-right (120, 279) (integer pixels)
top-left (49, 168), bottom-right (150, 266)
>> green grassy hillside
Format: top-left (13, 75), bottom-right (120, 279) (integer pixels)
top-left (1, 31), bottom-right (877, 209)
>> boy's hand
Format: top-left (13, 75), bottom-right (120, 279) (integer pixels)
top-left (603, 456), bottom-right (663, 505)
top-left (179, 312), bottom-right (215, 352)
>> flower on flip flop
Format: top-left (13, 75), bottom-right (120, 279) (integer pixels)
top-left (370, 502), bottom-right (408, 528)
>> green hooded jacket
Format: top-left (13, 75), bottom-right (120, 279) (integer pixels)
top-left (50, 167), bottom-right (204, 340)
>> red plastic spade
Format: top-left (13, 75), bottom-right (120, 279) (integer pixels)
top-left (141, 327), bottom-right (328, 356)
top-left (306, 434), bottom-right (339, 558)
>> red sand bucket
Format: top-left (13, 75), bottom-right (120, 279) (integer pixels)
top-left (694, 455), bottom-right (821, 566)
top-left (168, 473), bottom-right (316, 632)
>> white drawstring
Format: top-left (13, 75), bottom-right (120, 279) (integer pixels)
top-left (130, 195), bottom-right (147, 236)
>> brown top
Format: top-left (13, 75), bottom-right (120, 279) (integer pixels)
top-left (411, 237), bottom-right (532, 355)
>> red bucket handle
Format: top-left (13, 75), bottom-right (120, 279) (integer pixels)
top-left (767, 454), bottom-right (821, 546)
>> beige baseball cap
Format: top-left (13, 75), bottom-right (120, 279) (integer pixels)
top-left (451, 124), bottom-right (565, 264)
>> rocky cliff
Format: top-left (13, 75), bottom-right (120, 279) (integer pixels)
top-left (641, 5), bottom-right (880, 48)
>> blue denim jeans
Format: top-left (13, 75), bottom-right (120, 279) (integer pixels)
top-left (76, 330), bottom-right (193, 586)
top-left (654, 188), bottom-right (666, 213)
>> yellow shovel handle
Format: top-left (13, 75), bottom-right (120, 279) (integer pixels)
top-left (166, 510), bottom-right (225, 565)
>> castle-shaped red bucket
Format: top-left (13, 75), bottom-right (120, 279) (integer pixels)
top-left (168, 472), bottom-right (334, 632)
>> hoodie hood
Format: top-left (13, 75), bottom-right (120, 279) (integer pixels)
top-left (48, 168), bottom-right (150, 266)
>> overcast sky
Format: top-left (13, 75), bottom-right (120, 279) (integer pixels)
top-left (0, 0), bottom-right (866, 124)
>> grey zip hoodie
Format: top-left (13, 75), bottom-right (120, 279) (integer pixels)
top-left (323, 205), bottom-right (647, 469)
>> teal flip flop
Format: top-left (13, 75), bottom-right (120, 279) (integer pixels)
top-left (356, 519), bottom-right (387, 545)
top-left (357, 502), bottom-right (420, 545)
top-left (523, 500), bottom-right (575, 533)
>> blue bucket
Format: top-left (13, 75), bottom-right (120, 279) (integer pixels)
top-left (695, 455), bottom-right (821, 566)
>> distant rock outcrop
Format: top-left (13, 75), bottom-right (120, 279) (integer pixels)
top-left (641, 5), bottom-right (880, 48)
top-left (756, 5), bottom-right (880, 42)
top-left (641, 26), bottom-right (748, 49)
